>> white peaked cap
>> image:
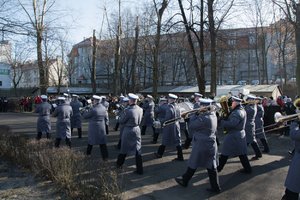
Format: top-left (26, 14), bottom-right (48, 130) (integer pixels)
top-left (199, 98), bottom-right (213, 104)
top-left (92, 95), bottom-right (101, 100)
top-left (72, 94), bottom-right (79, 97)
top-left (128, 93), bottom-right (139, 100)
top-left (246, 94), bottom-right (257, 100)
top-left (41, 95), bottom-right (48, 99)
top-left (147, 94), bottom-right (153, 99)
top-left (168, 93), bottom-right (178, 99)
top-left (58, 96), bottom-right (66, 100)
top-left (194, 93), bottom-right (203, 97)
top-left (123, 97), bottom-right (129, 102)
top-left (63, 93), bottom-right (69, 97)
top-left (231, 96), bottom-right (242, 102)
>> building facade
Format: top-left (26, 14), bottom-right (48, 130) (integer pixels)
top-left (0, 40), bottom-right (12, 89)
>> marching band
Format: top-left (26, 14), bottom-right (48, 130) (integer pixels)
top-left (33, 92), bottom-right (300, 199)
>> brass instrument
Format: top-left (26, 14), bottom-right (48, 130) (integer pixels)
top-left (162, 105), bottom-right (215, 127)
top-left (274, 112), bottom-right (300, 123)
top-left (219, 95), bottom-right (230, 118)
top-left (294, 97), bottom-right (300, 108)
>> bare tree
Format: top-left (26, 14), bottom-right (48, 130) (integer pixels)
top-left (272, 0), bottom-right (300, 94)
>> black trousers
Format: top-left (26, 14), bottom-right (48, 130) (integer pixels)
top-left (218, 154), bottom-right (252, 173)
top-left (71, 128), bottom-right (82, 138)
top-left (55, 137), bottom-right (71, 148)
top-left (86, 144), bottom-right (108, 160)
top-left (281, 188), bottom-right (299, 200)
top-left (116, 150), bottom-right (143, 174)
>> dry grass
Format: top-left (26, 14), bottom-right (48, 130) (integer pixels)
top-left (0, 125), bottom-right (121, 200)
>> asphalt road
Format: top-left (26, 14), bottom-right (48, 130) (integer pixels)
top-left (0, 112), bottom-right (297, 200)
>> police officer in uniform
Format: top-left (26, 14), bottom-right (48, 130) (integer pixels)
top-left (244, 95), bottom-right (262, 160)
top-left (175, 98), bottom-right (221, 193)
top-left (154, 93), bottom-right (184, 161)
top-left (52, 96), bottom-right (73, 148)
top-left (35, 95), bottom-right (52, 140)
top-left (255, 96), bottom-right (270, 153)
top-left (101, 96), bottom-right (110, 135)
top-left (153, 97), bottom-right (168, 144)
top-left (281, 120), bottom-right (300, 200)
top-left (141, 94), bottom-right (156, 137)
top-left (116, 93), bottom-right (144, 174)
top-left (217, 96), bottom-right (252, 174)
top-left (115, 97), bottom-right (129, 149)
top-left (83, 95), bottom-right (109, 160)
top-left (70, 94), bottom-right (83, 138)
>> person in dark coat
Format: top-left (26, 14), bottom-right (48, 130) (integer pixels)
top-left (116, 93), bottom-right (144, 174)
top-left (114, 95), bottom-right (125, 131)
top-left (153, 97), bottom-right (168, 144)
top-left (115, 97), bottom-right (129, 149)
top-left (83, 95), bottom-right (109, 160)
top-left (244, 95), bottom-right (262, 160)
top-left (217, 96), bottom-right (252, 174)
top-left (281, 121), bottom-right (300, 200)
top-left (52, 96), bottom-right (73, 148)
top-left (35, 95), bottom-right (52, 140)
top-left (255, 96), bottom-right (270, 153)
top-left (154, 93), bottom-right (184, 161)
top-left (141, 94), bottom-right (156, 137)
top-left (70, 94), bottom-right (83, 138)
top-left (175, 98), bottom-right (221, 193)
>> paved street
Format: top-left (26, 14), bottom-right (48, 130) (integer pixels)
top-left (0, 112), bottom-right (297, 200)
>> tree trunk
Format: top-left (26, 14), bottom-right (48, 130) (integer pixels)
top-left (178, 0), bottom-right (205, 94)
top-left (131, 16), bottom-right (139, 93)
top-left (37, 31), bottom-right (46, 94)
top-left (208, 0), bottom-right (217, 96)
top-left (92, 30), bottom-right (97, 94)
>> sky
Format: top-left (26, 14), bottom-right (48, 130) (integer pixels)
top-left (58, 0), bottom-right (146, 44)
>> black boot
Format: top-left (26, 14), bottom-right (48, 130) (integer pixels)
top-left (217, 155), bottom-right (228, 172)
top-left (105, 124), bottom-right (109, 135)
top-left (114, 122), bottom-right (119, 131)
top-left (87, 144), bottom-right (93, 155)
top-left (250, 141), bottom-right (262, 160)
top-left (116, 139), bottom-right (121, 150)
top-left (135, 153), bottom-right (143, 175)
top-left (216, 137), bottom-right (220, 146)
top-left (207, 168), bottom-right (221, 193)
top-left (78, 128), bottom-right (82, 138)
top-left (46, 132), bottom-right (51, 139)
top-left (100, 144), bottom-right (108, 160)
top-left (260, 138), bottom-right (270, 153)
top-left (174, 145), bottom-right (184, 161)
top-left (55, 138), bottom-right (61, 148)
top-left (184, 137), bottom-right (192, 149)
top-left (141, 125), bottom-right (147, 135)
top-left (65, 138), bottom-right (71, 148)
top-left (36, 132), bottom-right (42, 140)
top-left (239, 154), bottom-right (252, 174)
top-left (116, 154), bottom-right (126, 168)
top-left (175, 167), bottom-right (196, 187)
top-left (154, 145), bottom-right (165, 158)
top-left (152, 132), bottom-right (159, 144)
top-left (281, 188), bottom-right (299, 200)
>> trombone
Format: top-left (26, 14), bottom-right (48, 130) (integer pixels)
top-left (162, 105), bottom-right (215, 127)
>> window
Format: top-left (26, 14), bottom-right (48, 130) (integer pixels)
top-left (0, 81), bottom-right (2, 86)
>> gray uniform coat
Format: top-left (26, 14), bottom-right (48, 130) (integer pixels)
top-left (101, 100), bottom-right (110, 125)
top-left (142, 100), bottom-right (155, 126)
top-left (187, 110), bottom-right (218, 169)
top-left (119, 104), bottom-right (143, 155)
top-left (83, 103), bottom-right (108, 145)
top-left (161, 103), bottom-right (181, 147)
top-left (70, 100), bottom-right (83, 128)
top-left (220, 105), bottom-right (248, 156)
top-left (255, 104), bottom-right (267, 140)
top-left (155, 102), bottom-right (168, 133)
top-left (244, 104), bottom-right (257, 144)
top-left (52, 103), bottom-right (73, 139)
top-left (35, 101), bottom-right (52, 133)
top-left (284, 121), bottom-right (300, 193)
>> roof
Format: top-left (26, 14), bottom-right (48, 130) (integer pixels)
top-left (47, 87), bottom-right (110, 95)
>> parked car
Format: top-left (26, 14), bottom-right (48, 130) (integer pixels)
top-left (237, 80), bottom-right (247, 85)
top-left (251, 80), bottom-right (259, 85)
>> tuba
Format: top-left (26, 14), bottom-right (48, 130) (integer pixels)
top-left (219, 95), bottom-right (230, 118)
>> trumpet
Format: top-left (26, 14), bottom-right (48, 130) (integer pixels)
top-left (162, 105), bottom-right (215, 127)
top-left (80, 104), bottom-right (92, 115)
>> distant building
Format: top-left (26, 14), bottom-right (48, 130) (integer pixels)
top-left (0, 40), bottom-right (12, 89)
top-left (17, 57), bottom-right (67, 88)
top-left (68, 19), bottom-right (296, 93)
